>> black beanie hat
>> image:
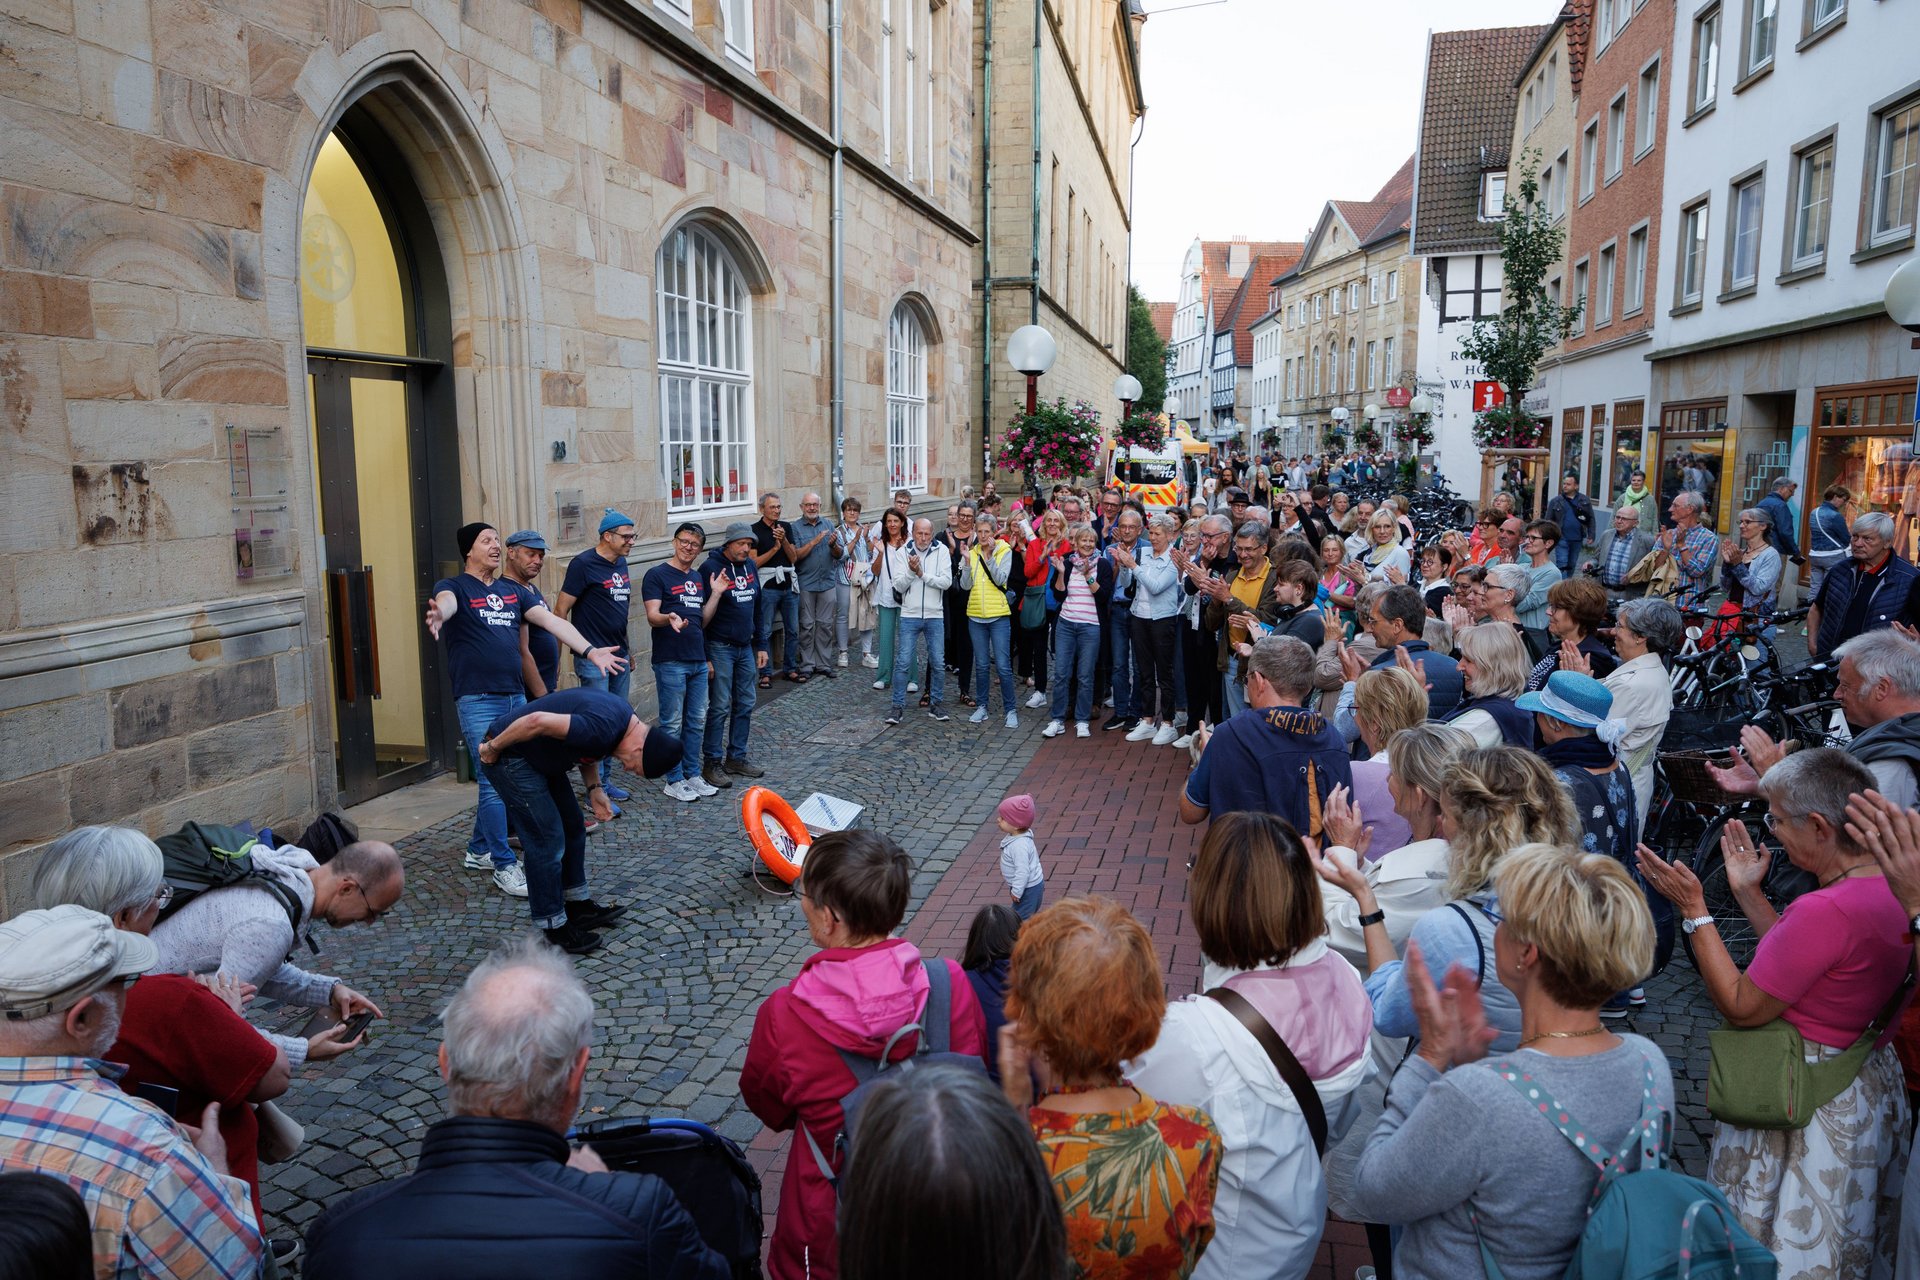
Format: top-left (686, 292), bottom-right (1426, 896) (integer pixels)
top-left (638, 727), bottom-right (683, 779)
top-left (457, 522), bottom-right (495, 560)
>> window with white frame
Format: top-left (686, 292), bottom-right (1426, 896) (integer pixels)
top-left (1539, 164), bottom-right (1556, 218)
top-left (1370, 275), bottom-right (1380, 304)
top-left (1789, 139), bottom-right (1833, 269)
top-left (1636, 60), bottom-right (1660, 157)
top-left (1728, 173), bottom-right (1764, 289)
top-left (722, 0), bottom-right (753, 65)
top-left (1314, 294), bottom-right (1324, 320)
top-left (1809, 0), bottom-right (1844, 33)
top-left (1626, 225), bottom-right (1648, 312)
top-left (1598, 0), bottom-right (1617, 47)
top-left (1386, 269), bottom-right (1399, 301)
top-left (655, 0), bottom-right (692, 21)
top-left (1346, 338), bottom-right (1357, 391)
top-left (1607, 95), bottom-right (1628, 179)
top-left (1482, 171), bottom-right (1507, 219)
top-left (1596, 244), bottom-right (1616, 325)
top-left (1869, 97), bottom-right (1920, 247)
top-left (1524, 84), bottom-right (1537, 133)
top-left (658, 224), bottom-right (753, 513)
top-left (1581, 121), bottom-right (1599, 198)
top-left (1329, 343), bottom-right (1340, 392)
top-left (1349, 282), bottom-right (1361, 310)
top-left (1691, 7), bottom-right (1721, 115)
top-left (1311, 347), bottom-right (1321, 395)
top-left (1572, 258), bottom-right (1589, 330)
top-left (1745, 0), bottom-right (1776, 74)
top-left (1331, 289), bottom-right (1341, 316)
top-left (887, 303), bottom-right (928, 492)
top-left (1679, 199), bottom-right (1710, 305)
top-left (1365, 341), bottom-right (1377, 390)
top-left (1382, 336), bottom-right (1395, 383)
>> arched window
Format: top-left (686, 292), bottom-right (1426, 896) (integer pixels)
top-left (658, 224), bottom-right (752, 512)
top-left (887, 303), bottom-right (928, 492)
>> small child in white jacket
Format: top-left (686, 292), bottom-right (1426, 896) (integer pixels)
top-left (996, 793), bottom-right (1045, 920)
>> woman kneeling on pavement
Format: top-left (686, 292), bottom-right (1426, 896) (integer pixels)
top-left (1349, 844), bottom-right (1672, 1278)
top-left (742, 830), bottom-right (987, 1280)
top-left (1638, 749), bottom-right (1911, 1278)
top-left (1000, 896), bottom-right (1223, 1279)
top-left (1127, 813), bottom-right (1373, 1280)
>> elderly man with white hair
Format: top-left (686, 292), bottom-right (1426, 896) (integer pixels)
top-left (1655, 490), bottom-right (1719, 612)
top-left (1806, 509), bottom-right (1918, 658)
top-left (304, 936), bottom-right (727, 1279)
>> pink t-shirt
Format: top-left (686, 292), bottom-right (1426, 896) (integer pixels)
top-left (1746, 874), bottom-right (1913, 1049)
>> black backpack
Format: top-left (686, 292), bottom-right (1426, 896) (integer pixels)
top-left (802, 959), bottom-right (987, 1192)
top-left (154, 822), bottom-right (304, 936)
top-left (570, 1116), bottom-right (764, 1280)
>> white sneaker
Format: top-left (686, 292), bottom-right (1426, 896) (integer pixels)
top-left (1042, 719), bottom-right (1066, 738)
top-left (663, 779), bottom-right (700, 803)
top-left (969, 707), bottom-right (988, 724)
top-left (1152, 723), bottom-right (1179, 747)
top-left (1125, 721), bottom-right (1157, 742)
top-left (1173, 732), bottom-right (1194, 750)
top-left (463, 852), bottom-right (493, 871)
top-left (492, 864), bottom-right (529, 897)
top-left (872, 678), bottom-right (887, 689)
top-left (1025, 690), bottom-right (1048, 708)
top-left (838, 651), bottom-right (849, 668)
top-left (1005, 711), bottom-right (1019, 729)
top-left (688, 775), bottom-right (720, 797)
top-left (1075, 722), bottom-right (1090, 737)
top-left (908, 682), bottom-right (919, 693)
top-left (862, 653), bottom-right (879, 668)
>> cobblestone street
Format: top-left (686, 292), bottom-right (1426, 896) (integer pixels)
top-left (261, 670), bottom-right (1731, 1277)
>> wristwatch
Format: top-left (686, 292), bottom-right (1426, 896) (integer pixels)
top-left (1908, 912), bottom-right (1920, 938)
top-left (1681, 915), bottom-right (1716, 934)
top-left (1357, 909), bottom-right (1386, 928)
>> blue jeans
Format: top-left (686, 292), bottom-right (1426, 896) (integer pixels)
top-left (482, 756), bottom-right (587, 929)
top-left (891, 615), bottom-right (945, 710)
top-left (969, 616), bottom-right (1016, 714)
top-left (756, 580), bottom-right (800, 675)
top-left (1049, 620), bottom-right (1101, 723)
top-left (1108, 609), bottom-right (1137, 718)
top-left (651, 660), bottom-right (708, 783)
top-left (573, 656), bottom-right (631, 785)
top-left (456, 692), bottom-right (523, 869)
top-left (704, 640), bottom-right (757, 763)
top-left (1013, 880), bottom-right (1045, 920)
top-left (1224, 653), bottom-right (1248, 719)
top-left (1553, 540), bottom-right (1579, 578)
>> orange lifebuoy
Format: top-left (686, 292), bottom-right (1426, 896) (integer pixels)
top-left (742, 786), bottom-right (811, 884)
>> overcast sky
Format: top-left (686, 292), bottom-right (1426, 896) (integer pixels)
top-left (1129, 0), bottom-right (1555, 303)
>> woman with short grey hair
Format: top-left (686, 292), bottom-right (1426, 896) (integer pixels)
top-left (1569, 596), bottom-right (1680, 832)
top-left (1724, 507), bottom-right (1783, 638)
top-left (31, 826), bottom-right (295, 1235)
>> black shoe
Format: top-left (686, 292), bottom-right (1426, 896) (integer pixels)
top-left (1103, 714), bottom-right (1130, 731)
top-left (929, 704), bottom-right (951, 722)
top-left (567, 898), bottom-right (628, 930)
top-left (270, 1239), bottom-right (304, 1268)
top-left (702, 761), bottom-right (734, 789)
top-left (885, 709), bottom-right (903, 726)
top-left (723, 758), bottom-right (766, 778)
top-left (815, 667), bottom-right (836, 679)
top-left (543, 922), bottom-right (603, 955)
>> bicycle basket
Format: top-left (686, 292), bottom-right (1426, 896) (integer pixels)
top-left (1659, 706), bottom-right (1746, 752)
top-left (1657, 749), bottom-right (1742, 805)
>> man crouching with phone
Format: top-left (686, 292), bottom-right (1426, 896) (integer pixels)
top-left (475, 687), bottom-right (682, 956)
top-left (304, 936), bottom-right (727, 1280)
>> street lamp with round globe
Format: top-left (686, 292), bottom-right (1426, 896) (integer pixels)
top-left (1007, 325), bottom-right (1057, 414)
top-left (1113, 373), bottom-right (1143, 420)
top-left (1363, 403), bottom-right (1381, 422)
top-left (1887, 258), bottom-right (1920, 334)
top-left (1409, 393), bottom-right (1434, 417)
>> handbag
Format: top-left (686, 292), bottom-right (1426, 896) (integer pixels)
top-left (1203, 986), bottom-right (1329, 1155)
top-left (1707, 962), bottom-right (1912, 1130)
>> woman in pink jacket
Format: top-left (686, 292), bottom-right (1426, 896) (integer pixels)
top-left (741, 829), bottom-right (987, 1280)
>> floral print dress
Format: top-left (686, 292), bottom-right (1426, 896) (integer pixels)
top-left (1029, 1090), bottom-right (1222, 1280)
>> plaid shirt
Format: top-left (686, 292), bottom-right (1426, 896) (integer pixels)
top-left (1605, 533), bottom-right (1638, 586)
top-left (1663, 522), bottom-right (1719, 611)
top-left (0, 1058), bottom-right (263, 1279)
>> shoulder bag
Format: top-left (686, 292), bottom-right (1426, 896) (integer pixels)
top-left (1707, 962), bottom-right (1913, 1130)
top-left (1203, 986), bottom-right (1329, 1156)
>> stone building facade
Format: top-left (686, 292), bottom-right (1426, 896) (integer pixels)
top-left (0, 0), bottom-right (1020, 900)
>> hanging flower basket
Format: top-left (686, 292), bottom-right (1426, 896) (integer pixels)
top-left (1471, 402), bottom-right (1546, 452)
top-left (1111, 409), bottom-right (1169, 454)
top-left (1402, 414), bottom-right (1436, 452)
top-left (1323, 429), bottom-right (1348, 452)
top-left (1352, 421), bottom-right (1382, 452)
top-left (996, 397), bottom-right (1102, 486)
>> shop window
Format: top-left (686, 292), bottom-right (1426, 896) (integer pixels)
top-left (1658, 401), bottom-right (1731, 528)
top-left (1560, 409), bottom-right (1587, 492)
top-left (1812, 381), bottom-right (1919, 562)
top-left (1588, 404), bottom-right (1610, 501)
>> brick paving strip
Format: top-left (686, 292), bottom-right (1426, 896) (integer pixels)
top-left (261, 674), bottom-right (1724, 1278)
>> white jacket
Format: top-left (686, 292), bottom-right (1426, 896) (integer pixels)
top-left (1319, 838), bottom-right (1450, 971)
top-left (1127, 941), bottom-right (1375, 1280)
top-left (1604, 651), bottom-right (1672, 832)
top-left (888, 539), bottom-right (951, 618)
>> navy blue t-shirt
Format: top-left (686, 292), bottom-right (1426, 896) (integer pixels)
top-left (518, 581), bottom-right (561, 696)
top-left (486, 688), bottom-right (634, 778)
top-left (703, 551), bottom-right (759, 646)
top-left (1183, 704), bottom-right (1354, 839)
top-left (431, 573), bottom-right (533, 697)
top-left (560, 550), bottom-right (632, 655)
top-left (642, 561), bottom-right (707, 665)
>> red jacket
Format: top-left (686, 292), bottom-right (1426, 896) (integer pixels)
top-left (741, 938), bottom-right (986, 1280)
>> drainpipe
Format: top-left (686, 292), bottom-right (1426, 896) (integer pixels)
top-left (1029, 0), bottom-right (1042, 328)
top-left (980, 0), bottom-right (996, 480)
top-left (830, 0), bottom-right (847, 507)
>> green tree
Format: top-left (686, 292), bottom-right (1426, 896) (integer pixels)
top-left (1125, 284), bottom-right (1168, 413)
top-left (1457, 153), bottom-right (1581, 443)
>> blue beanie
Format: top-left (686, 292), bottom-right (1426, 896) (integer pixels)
top-left (598, 508), bottom-right (635, 535)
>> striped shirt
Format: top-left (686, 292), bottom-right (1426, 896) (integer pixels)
top-left (0, 1058), bottom-right (263, 1279)
top-left (1059, 557), bottom-right (1100, 624)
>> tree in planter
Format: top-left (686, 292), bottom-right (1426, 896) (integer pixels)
top-left (996, 397), bottom-right (1103, 496)
top-left (1457, 154), bottom-right (1582, 454)
top-left (1125, 285), bottom-right (1168, 413)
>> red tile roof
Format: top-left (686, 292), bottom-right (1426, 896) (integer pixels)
top-left (1148, 301), bottom-right (1176, 346)
top-left (1412, 24), bottom-right (1551, 256)
top-left (1197, 239), bottom-right (1301, 334)
top-left (1371, 155), bottom-right (1417, 207)
top-left (1219, 252), bottom-right (1301, 363)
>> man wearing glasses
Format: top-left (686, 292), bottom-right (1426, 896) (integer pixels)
top-left (1806, 511), bottom-right (1918, 658)
top-left (643, 523), bottom-right (723, 803)
top-left (556, 509), bottom-right (640, 801)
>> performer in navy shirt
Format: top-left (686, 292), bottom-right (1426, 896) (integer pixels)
top-left (502, 529), bottom-right (560, 697)
top-left (425, 522), bottom-right (624, 898)
top-left (477, 687), bottom-right (679, 954)
top-left (699, 523), bottom-right (766, 791)
top-left (641, 523), bottom-right (724, 802)
top-left (557, 508), bottom-right (638, 798)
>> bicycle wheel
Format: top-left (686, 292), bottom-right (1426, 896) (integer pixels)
top-left (1683, 812), bottom-right (1818, 970)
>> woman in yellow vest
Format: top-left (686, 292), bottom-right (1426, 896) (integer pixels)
top-left (962, 512), bottom-right (1020, 728)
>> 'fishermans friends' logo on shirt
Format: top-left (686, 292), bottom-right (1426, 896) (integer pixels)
top-left (468, 594), bottom-right (521, 628)
top-left (606, 572), bottom-right (631, 602)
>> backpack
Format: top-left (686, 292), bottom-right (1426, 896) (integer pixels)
top-left (1473, 1055), bottom-right (1776, 1280)
top-left (801, 958), bottom-right (988, 1193)
top-left (153, 821), bottom-right (304, 936)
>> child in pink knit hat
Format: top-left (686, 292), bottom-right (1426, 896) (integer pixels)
top-left (995, 793), bottom-right (1045, 920)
